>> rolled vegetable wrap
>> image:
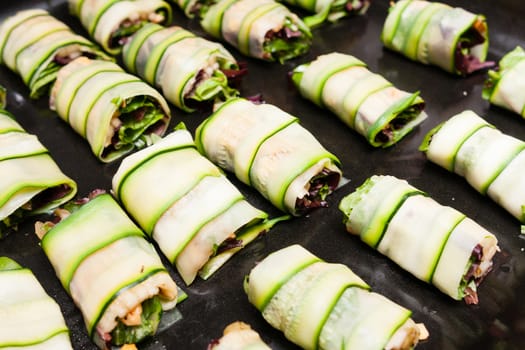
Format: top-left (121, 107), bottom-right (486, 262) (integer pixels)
top-left (0, 9), bottom-right (110, 98)
top-left (281, 0), bottom-right (370, 28)
top-left (381, 0), bottom-right (492, 75)
top-left (208, 322), bottom-right (271, 350)
top-left (36, 192), bottom-right (180, 349)
top-left (0, 257), bottom-right (72, 349)
top-left (113, 128), bottom-right (279, 285)
top-left (49, 57), bottom-right (171, 162)
top-left (244, 244), bottom-right (425, 350)
top-left (483, 46), bottom-right (525, 117)
top-left (0, 106), bottom-right (77, 238)
top-left (195, 98), bottom-right (342, 216)
top-left (291, 52), bottom-right (427, 147)
top-left (122, 23), bottom-right (242, 113)
top-left (68, 0), bottom-right (172, 55)
top-left (200, 0), bottom-right (312, 63)
top-left (420, 110), bottom-right (525, 223)
top-left (339, 175), bottom-right (500, 304)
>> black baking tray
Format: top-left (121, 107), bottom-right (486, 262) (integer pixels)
top-left (1, 1), bottom-right (525, 349)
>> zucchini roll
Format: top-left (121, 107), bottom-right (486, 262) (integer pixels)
top-left (68, 0), bottom-right (172, 55)
top-left (49, 57), bottom-right (171, 162)
top-left (483, 46), bottom-right (525, 117)
top-left (281, 0), bottom-right (370, 28)
top-left (113, 128), bottom-right (277, 285)
top-left (244, 244), bottom-right (425, 350)
top-left (208, 322), bottom-right (271, 350)
top-left (200, 0), bottom-right (312, 63)
top-left (291, 52), bottom-right (427, 147)
top-left (0, 257), bottom-right (72, 349)
top-left (420, 110), bottom-right (525, 223)
top-left (0, 9), bottom-right (110, 98)
top-left (36, 192), bottom-right (179, 349)
top-left (195, 98), bottom-right (342, 216)
top-left (339, 175), bottom-right (500, 304)
top-left (381, 0), bottom-right (493, 75)
top-left (0, 106), bottom-right (77, 238)
top-left (122, 23), bottom-right (242, 113)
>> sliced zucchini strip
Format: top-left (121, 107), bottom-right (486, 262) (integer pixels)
top-left (483, 46), bottom-right (525, 118)
top-left (421, 110), bottom-right (525, 222)
top-left (195, 98), bottom-right (342, 215)
top-left (208, 321), bottom-right (271, 350)
top-left (291, 52), bottom-right (427, 147)
top-left (0, 9), bottom-right (110, 98)
top-left (200, 0), bottom-right (312, 63)
top-left (339, 175), bottom-right (499, 303)
top-left (281, 0), bottom-right (370, 28)
top-left (0, 257), bottom-right (72, 349)
top-left (0, 110), bottom-right (77, 237)
top-left (244, 245), bottom-right (423, 350)
top-left (68, 0), bottom-right (172, 55)
top-left (49, 57), bottom-right (171, 162)
top-left (121, 23), bottom-right (240, 113)
top-left (113, 129), bottom-right (270, 285)
top-left (381, 0), bottom-right (491, 75)
top-left (39, 193), bottom-right (179, 349)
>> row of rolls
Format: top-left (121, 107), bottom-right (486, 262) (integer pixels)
top-left (0, 0), bottom-right (524, 349)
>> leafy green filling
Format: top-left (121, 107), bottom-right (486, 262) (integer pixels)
top-left (111, 296), bottom-right (163, 346)
top-left (263, 17), bottom-right (312, 64)
top-left (111, 22), bottom-right (148, 48)
top-left (190, 68), bottom-right (239, 103)
top-left (110, 96), bottom-right (166, 153)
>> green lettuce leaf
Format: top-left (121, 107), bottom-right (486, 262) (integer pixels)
top-left (263, 17), bottom-right (312, 64)
top-left (111, 296), bottom-right (163, 346)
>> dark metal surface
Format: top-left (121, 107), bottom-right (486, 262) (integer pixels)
top-left (1, 1), bottom-right (525, 349)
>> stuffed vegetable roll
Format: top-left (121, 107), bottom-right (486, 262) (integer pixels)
top-left (0, 9), bottom-right (110, 98)
top-left (200, 0), bottom-right (312, 63)
top-left (208, 322), bottom-right (271, 350)
top-left (49, 57), bottom-right (171, 162)
top-left (36, 192), bottom-right (180, 349)
top-left (122, 23), bottom-right (242, 113)
top-left (291, 52), bottom-right (427, 147)
top-left (68, 0), bottom-right (172, 55)
top-left (381, 0), bottom-right (492, 75)
top-left (0, 257), bottom-right (72, 349)
top-left (281, 0), bottom-right (370, 28)
top-left (244, 244), bottom-right (425, 350)
top-left (483, 46), bottom-right (525, 118)
top-left (0, 105), bottom-right (77, 238)
top-left (113, 127), bottom-right (280, 285)
top-left (339, 175), bottom-right (499, 304)
top-left (195, 98), bottom-right (342, 216)
top-left (420, 110), bottom-right (525, 223)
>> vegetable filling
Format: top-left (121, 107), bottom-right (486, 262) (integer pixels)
top-left (374, 102), bottom-right (425, 144)
top-left (109, 296), bottom-right (163, 346)
top-left (295, 168), bottom-right (341, 215)
top-left (263, 17), bottom-right (312, 63)
top-left (103, 96), bottom-right (168, 159)
top-left (459, 244), bottom-right (490, 305)
top-left (1, 184), bottom-right (72, 238)
top-left (454, 19), bottom-right (494, 75)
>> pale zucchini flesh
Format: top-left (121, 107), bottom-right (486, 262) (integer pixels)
top-left (422, 110), bottom-right (525, 222)
top-left (0, 257), bottom-right (72, 349)
top-left (292, 52), bottom-right (426, 147)
top-left (245, 245), bottom-right (421, 350)
top-left (339, 175), bottom-right (499, 302)
top-left (195, 98), bottom-right (341, 215)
